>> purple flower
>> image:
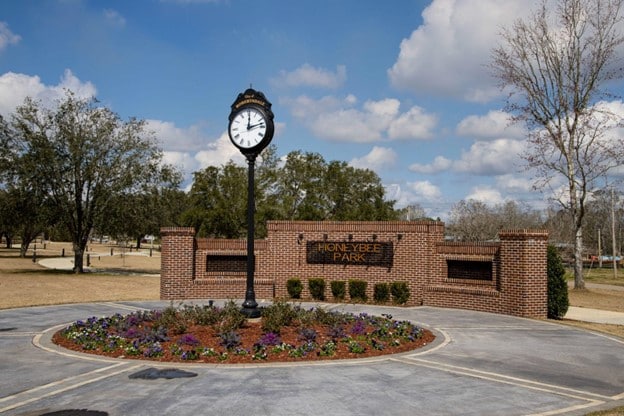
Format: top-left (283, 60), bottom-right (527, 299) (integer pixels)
top-left (177, 333), bottom-right (200, 346)
top-left (124, 328), bottom-right (140, 339)
top-left (298, 328), bottom-right (317, 343)
top-left (257, 332), bottom-right (282, 347)
top-left (351, 320), bottom-right (367, 336)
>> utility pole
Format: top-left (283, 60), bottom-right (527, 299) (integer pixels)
top-left (612, 188), bottom-right (618, 279)
top-left (598, 228), bottom-right (602, 268)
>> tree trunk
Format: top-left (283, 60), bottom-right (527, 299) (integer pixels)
top-left (19, 242), bottom-right (30, 258)
top-left (73, 242), bottom-right (84, 273)
top-left (574, 225), bottom-right (585, 289)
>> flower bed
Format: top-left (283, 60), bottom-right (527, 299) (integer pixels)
top-left (53, 301), bottom-right (435, 363)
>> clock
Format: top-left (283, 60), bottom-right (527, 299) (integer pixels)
top-left (228, 89), bottom-right (274, 156)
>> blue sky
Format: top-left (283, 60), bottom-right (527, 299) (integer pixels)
top-left (2, 0), bottom-right (619, 219)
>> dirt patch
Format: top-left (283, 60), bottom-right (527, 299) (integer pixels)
top-left (568, 288), bottom-right (624, 313)
top-left (0, 244), bottom-right (160, 309)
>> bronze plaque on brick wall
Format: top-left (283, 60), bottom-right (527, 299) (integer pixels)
top-left (306, 241), bottom-right (393, 267)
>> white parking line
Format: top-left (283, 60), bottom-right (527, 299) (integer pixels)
top-left (0, 362), bottom-right (142, 413)
top-left (392, 356), bottom-right (618, 415)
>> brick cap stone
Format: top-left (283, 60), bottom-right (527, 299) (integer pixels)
top-left (161, 227), bottom-right (195, 236)
top-left (498, 229), bottom-right (549, 240)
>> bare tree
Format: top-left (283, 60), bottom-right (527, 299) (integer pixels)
top-left (491, 0), bottom-right (624, 289)
top-left (447, 200), bottom-right (543, 242)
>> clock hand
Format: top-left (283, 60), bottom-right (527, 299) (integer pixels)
top-left (246, 111), bottom-right (251, 130)
top-left (248, 123), bottom-right (265, 130)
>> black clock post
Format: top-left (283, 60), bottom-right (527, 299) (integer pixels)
top-left (227, 88), bottom-right (275, 318)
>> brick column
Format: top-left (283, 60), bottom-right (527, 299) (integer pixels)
top-left (499, 229), bottom-right (549, 318)
top-left (161, 227), bottom-right (196, 299)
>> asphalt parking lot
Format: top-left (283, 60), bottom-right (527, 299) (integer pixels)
top-left (1, 301), bottom-right (623, 416)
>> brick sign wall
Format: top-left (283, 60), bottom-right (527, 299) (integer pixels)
top-left (160, 222), bottom-right (548, 318)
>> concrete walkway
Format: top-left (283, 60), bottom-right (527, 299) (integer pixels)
top-left (566, 306), bottom-right (624, 325)
top-left (1, 301), bottom-right (623, 416)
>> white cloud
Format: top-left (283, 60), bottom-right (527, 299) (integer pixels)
top-left (456, 110), bottom-right (525, 140)
top-left (407, 180), bottom-right (442, 201)
top-left (161, 132), bottom-right (247, 186)
top-left (104, 9), bottom-right (126, 27)
top-left (349, 146), bottom-right (398, 171)
top-left (410, 138), bottom-right (524, 177)
top-left (495, 174), bottom-right (534, 194)
top-left (465, 186), bottom-right (505, 205)
top-left (147, 119), bottom-right (209, 152)
top-left (384, 182), bottom-right (448, 219)
top-left (0, 22), bottom-right (20, 52)
top-left (194, 132), bottom-right (245, 169)
top-left (283, 94), bottom-right (437, 143)
top-left (0, 69), bottom-right (96, 116)
top-left (272, 64), bottom-right (347, 89)
top-left (388, 106), bottom-right (437, 139)
top-left (388, 0), bottom-right (530, 102)
top-left (454, 138), bottom-right (524, 175)
top-left (409, 155), bottom-right (452, 174)
top-left (283, 94), bottom-right (345, 120)
top-left (163, 151), bottom-right (199, 181)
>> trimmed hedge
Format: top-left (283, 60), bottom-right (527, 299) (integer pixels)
top-left (390, 281), bottom-right (410, 304)
top-left (373, 283), bottom-right (390, 303)
top-left (331, 281), bottom-right (346, 300)
top-left (286, 278), bottom-right (303, 299)
top-left (348, 279), bottom-right (368, 301)
top-left (308, 278), bottom-right (326, 301)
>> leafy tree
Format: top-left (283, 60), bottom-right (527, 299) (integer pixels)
top-left (273, 151), bottom-right (327, 220)
top-left (100, 182), bottom-right (183, 248)
top-left (5, 91), bottom-right (176, 272)
top-left (0, 186), bottom-right (57, 257)
top-left (254, 145), bottom-right (282, 237)
top-left (269, 151), bottom-right (396, 221)
top-left (491, 0), bottom-right (624, 289)
top-left (182, 162), bottom-right (247, 238)
top-left (323, 161), bottom-right (397, 221)
top-left (183, 149), bottom-right (398, 238)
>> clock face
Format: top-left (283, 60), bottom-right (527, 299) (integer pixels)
top-left (228, 107), bottom-right (267, 149)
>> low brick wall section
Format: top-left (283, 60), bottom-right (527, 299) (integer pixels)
top-left (161, 222), bottom-right (548, 318)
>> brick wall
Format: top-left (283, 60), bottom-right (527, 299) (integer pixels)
top-left (161, 222), bottom-right (548, 318)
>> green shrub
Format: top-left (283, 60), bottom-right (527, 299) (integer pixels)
top-left (348, 279), bottom-right (368, 302)
top-left (330, 281), bottom-right (346, 300)
top-left (218, 300), bottom-right (247, 333)
top-left (155, 302), bottom-right (187, 335)
top-left (373, 283), bottom-right (390, 303)
top-left (308, 278), bottom-right (326, 301)
top-left (261, 300), bottom-right (298, 334)
top-left (547, 245), bottom-right (569, 319)
top-left (390, 281), bottom-right (410, 305)
top-left (181, 303), bottom-right (221, 326)
top-left (286, 278), bottom-right (303, 299)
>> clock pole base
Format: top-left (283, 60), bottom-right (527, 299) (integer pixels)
top-left (241, 304), bottom-right (261, 318)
